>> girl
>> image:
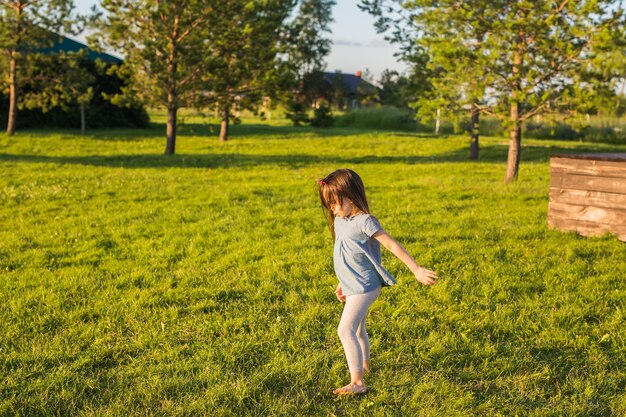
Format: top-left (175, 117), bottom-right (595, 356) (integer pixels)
top-left (317, 168), bottom-right (438, 395)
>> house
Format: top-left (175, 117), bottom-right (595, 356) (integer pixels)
top-left (1, 34), bottom-right (148, 130)
top-left (317, 71), bottom-right (380, 109)
top-left (38, 34), bottom-right (123, 64)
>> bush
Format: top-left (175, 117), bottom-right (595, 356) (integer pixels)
top-left (335, 106), bottom-right (415, 131)
top-left (524, 121), bottom-right (579, 140)
top-left (285, 99), bottom-right (310, 126)
top-left (310, 105), bottom-right (334, 128)
top-left (457, 116), bottom-right (625, 144)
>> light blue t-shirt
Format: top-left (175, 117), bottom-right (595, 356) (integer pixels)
top-left (334, 213), bottom-right (397, 296)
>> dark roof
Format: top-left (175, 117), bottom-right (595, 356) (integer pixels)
top-left (39, 35), bottom-right (123, 64)
top-left (322, 72), bottom-right (377, 95)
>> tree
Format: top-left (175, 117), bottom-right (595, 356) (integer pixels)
top-left (286, 0), bottom-right (335, 79)
top-left (361, 0), bottom-right (626, 182)
top-left (330, 69), bottom-right (348, 109)
top-left (21, 50), bottom-right (95, 134)
top-left (205, 0), bottom-right (296, 142)
top-left (283, 0), bottom-right (335, 125)
top-left (0, 0), bottom-right (79, 135)
top-left (378, 70), bottom-right (412, 108)
top-left (98, 0), bottom-right (219, 154)
top-left (355, 69), bottom-right (380, 106)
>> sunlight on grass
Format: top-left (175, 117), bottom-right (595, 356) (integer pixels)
top-left (1, 121), bottom-right (625, 416)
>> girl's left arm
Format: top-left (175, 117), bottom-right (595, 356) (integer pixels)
top-left (373, 231), bottom-right (438, 285)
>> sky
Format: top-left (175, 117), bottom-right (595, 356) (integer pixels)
top-left (72, 0), bottom-right (407, 82)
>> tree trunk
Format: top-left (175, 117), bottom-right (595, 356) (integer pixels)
top-left (7, 1), bottom-right (22, 136)
top-left (80, 102), bottom-right (86, 134)
top-left (505, 42), bottom-right (524, 183)
top-left (165, 29), bottom-right (178, 154)
top-left (219, 105), bottom-right (229, 142)
top-left (165, 105), bottom-right (177, 154)
top-left (7, 52), bottom-right (18, 136)
top-left (469, 105), bottom-right (479, 160)
top-left (435, 108), bottom-right (441, 135)
top-left (504, 102), bottom-right (522, 183)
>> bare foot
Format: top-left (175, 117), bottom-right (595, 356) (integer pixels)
top-left (332, 383), bottom-right (367, 395)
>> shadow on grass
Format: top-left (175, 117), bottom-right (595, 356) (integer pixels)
top-left (13, 122), bottom-right (392, 141)
top-left (0, 142), bottom-right (618, 169)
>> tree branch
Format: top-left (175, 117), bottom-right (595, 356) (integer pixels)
top-left (520, 100), bottom-right (555, 120)
top-left (176, 14), bottom-right (208, 43)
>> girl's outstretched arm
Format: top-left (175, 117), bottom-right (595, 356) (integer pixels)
top-left (373, 231), bottom-right (438, 285)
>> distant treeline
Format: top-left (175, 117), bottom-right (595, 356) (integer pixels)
top-left (335, 106), bottom-right (626, 144)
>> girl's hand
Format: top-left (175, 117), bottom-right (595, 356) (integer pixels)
top-left (334, 284), bottom-right (346, 303)
top-left (414, 266), bottom-right (438, 286)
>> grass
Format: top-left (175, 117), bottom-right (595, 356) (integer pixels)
top-left (1, 119), bottom-right (626, 416)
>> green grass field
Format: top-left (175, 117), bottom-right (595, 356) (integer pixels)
top-left (1, 120), bottom-right (626, 416)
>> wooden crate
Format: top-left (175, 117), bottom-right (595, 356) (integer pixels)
top-left (548, 153), bottom-right (626, 242)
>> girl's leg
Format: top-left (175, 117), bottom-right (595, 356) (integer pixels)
top-left (356, 314), bottom-right (371, 373)
top-left (334, 287), bottom-right (380, 394)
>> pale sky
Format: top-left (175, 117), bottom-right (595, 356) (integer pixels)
top-left (73, 0), bottom-right (406, 82)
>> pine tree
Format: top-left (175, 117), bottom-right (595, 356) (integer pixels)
top-left (284, 0), bottom-right (335, 124)
top-left (204, 0), bottom-right (296, 142)
top-left (99, 0), bottom-right (220, 154)
top-left (0, 0), bottom-right (79, 135)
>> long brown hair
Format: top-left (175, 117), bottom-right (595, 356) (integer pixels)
top-left (317, 168), bottom-right (370, 239)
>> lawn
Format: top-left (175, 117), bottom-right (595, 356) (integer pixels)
top-left (1, 120), bottom-right (625, 416)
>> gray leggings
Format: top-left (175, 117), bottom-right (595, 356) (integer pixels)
top-left (337, 287), bottom-right (381, 373)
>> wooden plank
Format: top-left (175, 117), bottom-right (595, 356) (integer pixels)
top-left (548, 216), bottom-right (626, 241)
top-left (551, 153), bottom-right (626, 162)
top-left (549, 188), bottom-right (626, 210)
top-left (551, 157), bottom-right (626, 178)
top-left (550, 170), bottom-right (626, 194)
top-left (548, 201), bottom-right (626, 225)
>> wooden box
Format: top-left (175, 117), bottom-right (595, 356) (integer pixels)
top-left (548, 153), bottom-right (626, 242)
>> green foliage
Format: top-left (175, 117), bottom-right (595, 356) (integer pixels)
top-left (336, 106), bottom-right (415, 131)
top-left (330, 69), bottom-right (348, 109)
top-left (0, 1), bottom-right (77, 54)
top-left (378, 70), bottom-right (415, 108)
top-left (310, 104), bottom-right (334, 127)
top-left (0, 0), bottom-right (87, 134)
top-left (203, 0), bottom-right (296, 140)
top-left (20, 50), bottom-right (94, 111)
top-left (285, 98), bottom-right (310, 126)
top-left (0, 57), bottom-right (149, 130)
top-left (97, 0), bottom-right (221, 150)
top-left (281, 0), bottom-right (337, 123)
top-left (361, 0), bottom-right (626, 181)
top-left (98, 0), bottom-right (213, 110)
top-left (98, 0), bottom-right (296, 146)
top-left (355, 72), bottom-right (380, 107)
top-left (332, 107), bottom-right (626, 143)
top-left (285, 0), bottom-right (336, 77)
top-left (1, 120), bottom-right (626, 415)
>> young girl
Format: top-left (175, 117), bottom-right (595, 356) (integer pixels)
top-left (317, 168), bottom-right (438, 395)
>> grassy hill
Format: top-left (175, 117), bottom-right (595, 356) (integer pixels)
top-left (1, 122), bottom-right (625, 416)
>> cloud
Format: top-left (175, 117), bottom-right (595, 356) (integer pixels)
top-left (333, 39), bottom-right (362, 47)
top-left (365, 39), bottom-right (392, 48)
top-left (332, 39), bottom-right (392, 48)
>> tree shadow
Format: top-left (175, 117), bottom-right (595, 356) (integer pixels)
top-left (15, 122), bottom-right (386, 141)
top-left (1, 142), bottom-right (619, 169)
